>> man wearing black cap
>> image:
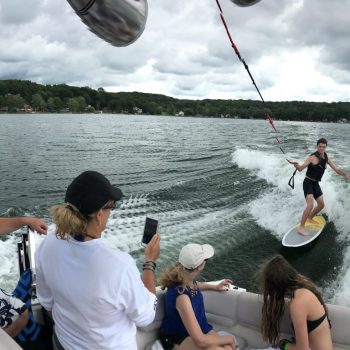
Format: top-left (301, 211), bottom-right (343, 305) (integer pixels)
top-left (35, 171), bottom-right (160, 350)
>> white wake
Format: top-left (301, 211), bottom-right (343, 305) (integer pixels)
top-left (232, 148), bottom-right (350, 307)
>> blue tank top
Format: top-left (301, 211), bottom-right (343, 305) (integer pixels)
top-left (160, 285), bottom-right (213, 337)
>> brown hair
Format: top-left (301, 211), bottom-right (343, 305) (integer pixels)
top-left (317, 138), bottom-right (327, 145)
top-left (158, 262), bottom-right (194, 290)
top-left (259, 255), bottom-right (327, 346)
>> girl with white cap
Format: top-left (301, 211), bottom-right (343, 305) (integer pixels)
top-left (159, 243), bottom-right (236, 350)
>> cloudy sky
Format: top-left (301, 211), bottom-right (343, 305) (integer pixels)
top-left (0, 0), bottom-right (349, 102)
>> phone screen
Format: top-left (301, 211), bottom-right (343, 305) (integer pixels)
top-left (142, 217), bottom-right (158, 246)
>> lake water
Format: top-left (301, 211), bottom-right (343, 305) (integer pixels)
top-left (0, 114), bottom-right (349, 306)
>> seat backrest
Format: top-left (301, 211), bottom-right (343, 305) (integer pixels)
top-left (136, 290), bottom-right (166, 349)
top-left (136, 289), bottom-right (350, 349)
top-left (327, 303), bottom-right (350, 346)
top-left (0, 329), bottom-right (22, 350)
top-left (138, 289), bottom-right (166, 332)
top-left (203, 290), bottom-right (240, 327)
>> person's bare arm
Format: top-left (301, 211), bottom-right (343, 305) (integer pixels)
top-left (3, 310), bottom-right (29, 338)
top-left (176, 294), bottom-right (234, 348)
top-left (0, 217), bottom-right (47, 236)
top-left (197, 279), bottom-right (233, 292)
top-left (288, 156), bottom-right (312, 172)
top-left (141, 234), bottom-right (160, 295)
top-left (327, 158), bottom-right (350, 180)
top-left (287, 298), bottom-right (310, 350)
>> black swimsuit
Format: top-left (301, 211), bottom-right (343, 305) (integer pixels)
top-left (305, 151), bottom-right (328, 182)
top-left (307, 313), bottom-right (331, 333)
top-left (292, 313), bottom-right (331, 334)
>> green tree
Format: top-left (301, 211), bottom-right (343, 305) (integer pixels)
top-left (85, 105), bottom-right (95, 113)
top-left (47, 97), bottom-right (64, 112)
top-left (5, 94), bottom-right (25, 112)
top-left (96, 87), bottom-right (107, 111)
top-left (108, 99), bottom-right (121, 112)
top-left (77, 96), bottom-right (86, 112)
top-left (0, 96), bottom-right (5, 109)
top-left (31, 93), bottom-right (46, 112)
top-left (1, 79), bottom-right (350, 121)
top-left (67, 98), bottom-right (79, 113)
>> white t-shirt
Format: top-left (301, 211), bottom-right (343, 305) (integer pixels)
top-left (35, 228), bottom-right (157, 350)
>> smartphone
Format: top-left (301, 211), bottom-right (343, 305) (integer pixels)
top-left (141, 217), bottom-right (158, 247)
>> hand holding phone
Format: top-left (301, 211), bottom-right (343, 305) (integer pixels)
top-left (144, 233), bottom-right (160, 263)
top-left (141, 217), bottom-right (158, 247)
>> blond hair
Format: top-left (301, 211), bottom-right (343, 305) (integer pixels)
top-left (51, 204), bottom-right (89, 239)
top-left (158, 262), bottom-right (195, 290)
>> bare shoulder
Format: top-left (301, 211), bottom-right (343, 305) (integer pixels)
top-left (290, 289), bottom-right (315, 308)
top-left (294, 288), bottom-right (315, 298)
top-left (299, 155), bottom-right (313, 167)
top-left (327, 156), bottom-right (335, 165)
top-left (176, 293), bottom-right (191, 307)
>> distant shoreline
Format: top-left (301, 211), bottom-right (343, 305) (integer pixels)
top-left (0, 79), bottom-right (349, 123)
top-left (1, 112), bottom-right (349, 125)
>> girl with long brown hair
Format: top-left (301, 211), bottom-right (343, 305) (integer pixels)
top-left (259, 255), bottom-right (332, 350)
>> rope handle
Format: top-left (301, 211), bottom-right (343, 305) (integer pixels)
top-left (288, 169), bottom-right (297, 189)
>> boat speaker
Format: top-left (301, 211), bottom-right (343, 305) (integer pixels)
top-left (66, 0), bottom-right (148, 47)
top-left (231, 0), bottom-right (261, 7)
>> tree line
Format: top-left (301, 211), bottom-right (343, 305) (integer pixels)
top-left (0, 79), bottom-right (349, 123)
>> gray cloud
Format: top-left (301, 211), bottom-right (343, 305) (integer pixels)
top-left (285, 0), bottom-right (350, 74)
top-left (0, 0), bottom-right (349, 102)
top-left (0, 0), bottom-right (42, 24)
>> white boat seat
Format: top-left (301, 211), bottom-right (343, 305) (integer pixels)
top-left (137, 289), bottom-right (350, 350)
top-left (0, 328), bottom-right (22, 350)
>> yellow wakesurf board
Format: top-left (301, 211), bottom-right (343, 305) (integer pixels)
top-left (282, 216), bottom-right (326, 247)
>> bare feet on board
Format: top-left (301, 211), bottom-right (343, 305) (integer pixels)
top-left (307, 217), bottom-right (319, 225)
top-left (298, 227), bottom-right (309, 236)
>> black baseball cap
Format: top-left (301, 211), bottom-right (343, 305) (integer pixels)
top-left (65, 171), bottom-right (123, 216)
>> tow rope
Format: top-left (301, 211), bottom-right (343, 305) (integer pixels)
top-left (215, 0), bottom-right (295, 187)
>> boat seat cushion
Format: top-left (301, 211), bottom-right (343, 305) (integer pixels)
top-left (137, 289), bottom-right (350, 350)
top-left (138, 290), bottom-right (166, 332)
top-left (0, 329), bottom-right (22, 350)
top-left (328, 304), bottom-right (350, 346)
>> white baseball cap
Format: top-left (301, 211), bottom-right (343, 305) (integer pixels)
top-left (178, 243), bottom-right (214, 269)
